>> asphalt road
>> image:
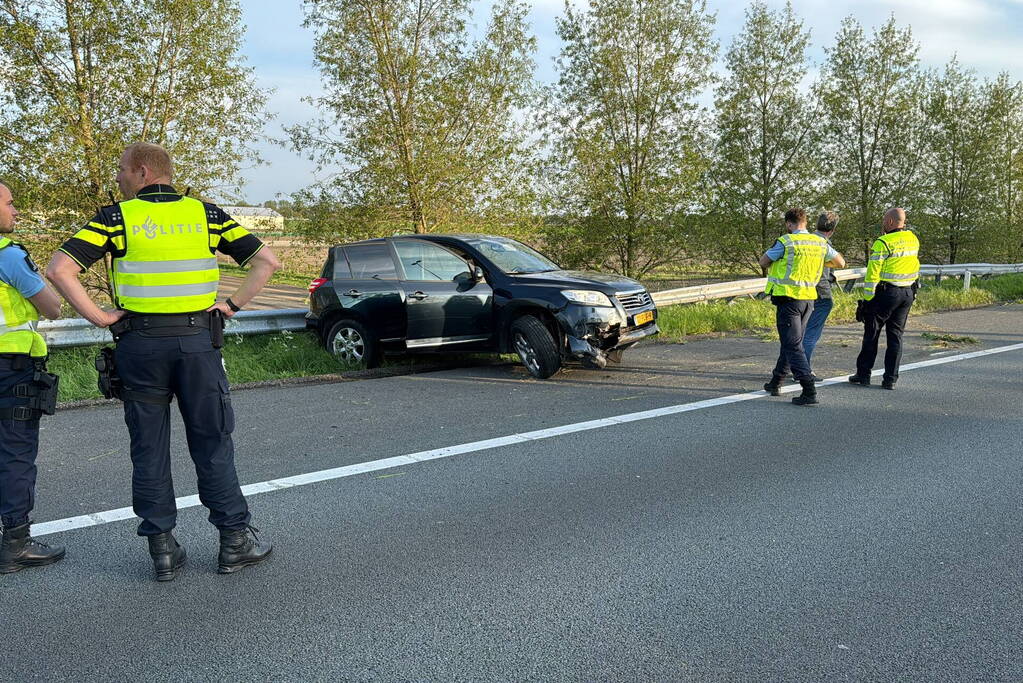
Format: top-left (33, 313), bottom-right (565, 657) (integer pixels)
top-left (1, 305), bottom-right (1021, 681)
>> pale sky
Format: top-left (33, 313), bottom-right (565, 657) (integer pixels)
top-left (237, 0), bottom-right (1023, 203)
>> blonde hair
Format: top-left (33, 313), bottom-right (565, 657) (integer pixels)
top-left (123, 142), bottom-right (173, 179)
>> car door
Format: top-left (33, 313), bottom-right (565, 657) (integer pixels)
top-left (338, 242), bottom-right (405, 342)
top-left (393, 239), bottom-right (494, 349)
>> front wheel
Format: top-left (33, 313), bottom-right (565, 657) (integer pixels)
top-left (511, 315), bottom-right (561, 379)
top-left (326, 319), bottom-right (381, 369)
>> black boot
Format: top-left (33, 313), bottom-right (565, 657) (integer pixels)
top-left (848, 374), bottom-right (871, 386)
top-left (763, 375), bottom-right (784, 396)
top-left (218, 525), bottom-right (272, 574)
top-left (792, 379), bottom-right (818, 406)
top-left (881, 377), bottom-right (896, 390)
top-left (148, 531), bottom-right (187, 582)
top-left (0, 523), bottom-right (65, 574)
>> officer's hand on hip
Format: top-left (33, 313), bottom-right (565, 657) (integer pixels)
top-left (96, 309), bottom-right (127, 328)
top-left (206, 302), bottom-right (236, 319)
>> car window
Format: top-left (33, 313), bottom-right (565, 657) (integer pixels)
top-left (332, 248), bottom-right (352, 280)
top-left (394, 240), bottom-right (470, 282)
top-left (468, 237), bottom-right (560, 274)
top-left (344, 243), bottom-right (397, 280)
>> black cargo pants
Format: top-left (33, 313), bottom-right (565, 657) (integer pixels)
top-left (771, 296), bottom-right (814, 381)
top-left (0, 358), bottom-right (40, 529)
top-left (115, 329), bottom-right (250, 536)
top-left (855, 284), bottom-right (915, 383)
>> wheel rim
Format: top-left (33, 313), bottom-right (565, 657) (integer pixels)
top-left (514, 332), bottom-right (541, 374)
top-left (332, 327), bottom-right (366, 365)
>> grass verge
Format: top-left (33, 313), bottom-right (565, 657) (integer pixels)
top-left (656, 273), bottom-right (1023, 342)
top-left (45, 273), bottom-right (1023, 402)
top-left (50, 330), bottom-right (344, 403)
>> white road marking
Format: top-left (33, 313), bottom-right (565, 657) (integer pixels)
top-left (32, 341), bottom-right (1023, 537)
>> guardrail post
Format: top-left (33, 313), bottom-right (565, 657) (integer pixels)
top-left (963, 270), bottom-right (972, 291)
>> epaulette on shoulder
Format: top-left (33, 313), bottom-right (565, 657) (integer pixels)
top-left (97, 200), bottom-right (125, 227)
top-left (202, 201), bottom-right (226, 223)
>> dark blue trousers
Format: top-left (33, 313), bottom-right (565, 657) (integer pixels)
top-left (802, 296), bottom-right (834, 364)
top-left (771, 296), bottom-right (814, 382)
top-left (855, 285), bottom-right (915, 383)
top-left (0, 359), bottom-right (39, 529)
top-left (115, 329), bottom-right (250, 536)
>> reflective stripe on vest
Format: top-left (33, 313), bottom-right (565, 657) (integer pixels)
top-left (861, 230), bottom-right (920, 300)
top-left (0, 237), bottom-right (47, 356)
top-left (113, 197), bottom-right (219, 313)
top-left (876, 231), bottom-right (920, 285)
top-left (764, 233), bottom-right (828, 300)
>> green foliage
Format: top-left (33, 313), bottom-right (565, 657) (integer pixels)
top-left (818, 16), bottom-right (928, 262)
top-left (0, 0), bottom-right (270, 294)
top-left (289, 0), bottom-right (538, 239)
top-left (51, 331), bottom-right (345, 402)
top-left (542, 0), bottom-right (717, 278)
top-left (709, 1), bottom-right (819, 273)
top-left (916, 61), bottom-right (1008, 264)
top-left (975, 273), bottom-right (1023, 301)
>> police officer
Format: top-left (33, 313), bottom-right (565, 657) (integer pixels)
top-left (760, 208), bottom-right (845, 406)
top-left (849, 207), bottom-right (920, 390)
top-left (46, 143), bottom-right (281, 581)
top-left (0, 181), bottom-right (66, 573)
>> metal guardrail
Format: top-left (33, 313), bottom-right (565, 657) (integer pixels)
top-left (40, 263), bottom-right (1022, 348)
top-left (651, 263), bottom-right (1023, 307)
top-left (41, 308), bottom-right (309, 349)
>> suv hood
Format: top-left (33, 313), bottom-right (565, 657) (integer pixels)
top-left (510, 269), bottom-right (645, 293)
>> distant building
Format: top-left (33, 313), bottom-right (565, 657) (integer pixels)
top-left (221, 206), bottom-right (284, 233)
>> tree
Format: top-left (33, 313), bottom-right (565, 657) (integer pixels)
top-left (818, 16), bottom-right (927, 261)
top-left (710, 1), bottom-right (818, 274)
top-left (984, 73), bottom-right (1023, 262)
top-left (544, 0), bottom-right (717, 278)
top-left (290, 0), bottom-right (537, 238)
top-left (920, 60), bottom-right (1003, 264)
top-left (0, 0), bottom-right (269, 292)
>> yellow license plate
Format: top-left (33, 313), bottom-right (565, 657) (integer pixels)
top-left (634, 310), bottom-right (654, 326)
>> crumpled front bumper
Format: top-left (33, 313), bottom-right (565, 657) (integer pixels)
top-left (557, 303), bottom-right (659, 368)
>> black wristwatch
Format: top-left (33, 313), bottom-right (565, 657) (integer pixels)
top-left (225, 297), bottom-right (241, 313)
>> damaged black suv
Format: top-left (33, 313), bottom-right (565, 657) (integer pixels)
top-left (306, 234), bottom-right (659, 379)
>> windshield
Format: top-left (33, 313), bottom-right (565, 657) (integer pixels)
top-left (467, 237), bottom-right (561, 274)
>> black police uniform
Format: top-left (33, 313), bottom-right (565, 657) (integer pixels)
top-left (59, 184), bottom-right (264, 537)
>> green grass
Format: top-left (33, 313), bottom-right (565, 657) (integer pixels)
top-left (656, 275), bottom-right (1011, 342)
top-left (219, 262), bottom-right (315, 288)
top-left (974, 273), bottom-right (1023, 301)
top-left (46, 273), bottom-right (1023, 403)
top-left (920, 332), bottom-right (979, 346)
top-left (51, 330), bottom-right (344, 403)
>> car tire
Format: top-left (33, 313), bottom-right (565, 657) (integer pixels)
top-left (326, 319), bottom-right (381, 369)
top-left (511, 315), bottom-right (561, 379)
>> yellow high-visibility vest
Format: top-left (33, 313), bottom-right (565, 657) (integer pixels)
top-left (0, 238), bottom-right (47, 357)
top-left (861, 229), bottom-right (920, 301)
top-left (764, 232), bottom-right (828, 300)
top-left (113, 197), bottom-right (219, 313)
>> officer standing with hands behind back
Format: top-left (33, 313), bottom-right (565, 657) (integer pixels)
top-left (0, 181), bottom-right (65, 573)
top-left (760, 208), bottom-right (845, 406)
top-left (46, 143), bottom-right (281, 581)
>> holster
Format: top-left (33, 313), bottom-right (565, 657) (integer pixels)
top-left (95, 346), bottom-right (122, 400)
top-left (211, 309), bottom-right (225, 349)
top-left (855, 300), bottom-right (867, 323)
top-left (1, 360), bottom-right (59, 420)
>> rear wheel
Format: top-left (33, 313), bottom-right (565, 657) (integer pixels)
top-left (511, 315), bottom-right (561, 379)
top-left (326, 319), bottom-right (381, 369)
